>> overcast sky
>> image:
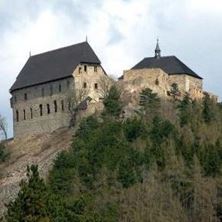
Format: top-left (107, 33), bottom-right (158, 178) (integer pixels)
top-left (0, 0), bottom-right (222, 138)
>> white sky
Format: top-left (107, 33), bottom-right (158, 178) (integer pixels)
top-left (0, 0), bottom-right (222, 138)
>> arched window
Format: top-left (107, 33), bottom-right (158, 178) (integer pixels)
top-left (83, 82), bottom-right (87, 88)
top-left (39, 104), bottom-right (43, 116)
top-left (59, 84), bottom-right (62, 92)
top-left (16, 110), bottom-right (19, 122)
top-left (84, 65), bottom-right (87, 72)
top-left (54, 100), bottom-right (57, 112)
top-left (47, 104), bottom-right (50, 114)
top-left (94, 83), bottom-right (98, 89)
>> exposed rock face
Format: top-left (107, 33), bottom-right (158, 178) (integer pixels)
top-left (0, 128), bottom-right (73, 217)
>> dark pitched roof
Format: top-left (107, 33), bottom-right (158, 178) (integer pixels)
top-left (10, 42), bottom-right (101, 92)
top-left (131, 56), bottom-right (202, 79)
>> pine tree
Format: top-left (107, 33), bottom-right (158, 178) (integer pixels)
top-left (139, 88), bottom-right (160, 121)
top-left (6, 165), bottom-right (50, 222)
top-left (202, 93), bottom-right (215, 123)
top-left (103, 85), bottom-right (122, 117)
top-left (170, 83), bottom-right (180, 99)
top-left (177, 94), bottom-right (192, 126)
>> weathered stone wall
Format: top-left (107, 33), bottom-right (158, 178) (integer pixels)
top-left (73, 64), bottom-right (109, 102)
top-left (122, 68), bottom-right (170, 97)
top-left (11, 64), bottom-right (109, 138)
top-left (11, 77), bottom-right (74, 137)
top-left (120, 68), bottom-right (204, 101)
top-left (168, 74), bottom-right (203, 99)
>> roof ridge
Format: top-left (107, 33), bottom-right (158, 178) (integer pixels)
top-left (31, 41), bottom-right (87, 58)
top-left (144, 55), bottom-right (176, 59)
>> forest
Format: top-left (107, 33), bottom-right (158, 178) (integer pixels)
top-left (3, 86), bottom-right (222, 222)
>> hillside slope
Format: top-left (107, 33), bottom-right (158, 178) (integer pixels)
top-left (0, 128), bottom-right (72, 216)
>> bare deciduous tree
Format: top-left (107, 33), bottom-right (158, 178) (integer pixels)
top-left (0, 114), bottom-right (7, 140)
top-left (67, 87), bottom-right (89, 127)
top-left (98, 76), bottom-right (114, 99)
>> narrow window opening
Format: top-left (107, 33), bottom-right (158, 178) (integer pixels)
top-left (47, 104), bottom-right (50, 114)
top-left (59, 84), bottom-right (62, 92)
top-left (54, 100), bottom-right (57, 113)
top-left (83, 82), bottom-right (87, 88)
top-left (155, 79), bottom-right (159, 86)
top-left (41, 88), bottom-right (45, 97)
top-left (39, 104), bottom-right (43, 116)
top-left (23, 109), bottom-right (26, 120)
top-left (24, 93), bottom-right (27, 100)
top-left (30, 108), bottom-right (33, 119)
top-left (94, 66), bottom-right (97, 72)
top-left (94, 83), bottom-right (98, 89)
top-left (61, 100), bottom-right (64, 111)
top-left (16, 110), bottom-right (19, 122)
top-left (79, 67), bottom-right (82, 73)
top-left (84, 65), bottom-right (87, 72)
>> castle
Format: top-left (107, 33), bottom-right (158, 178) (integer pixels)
top-left (10, 42), bottom-right (109, 137)
top-left (10, 40), bottom-right (211, 137)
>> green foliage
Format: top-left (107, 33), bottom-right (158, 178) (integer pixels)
top-left (202, 93), bottom-right (216, 123)
top-left (139, 88), bottom-right (160, 112)
top-left (6, 88), bottom-right (222, 221)
top-left (177, 94), bottom-right (192, 126)
top-left (103, 85), bottom-right (122, 117)
top-left (170, 83), bottom-right (180, 98)
top-left (123, 118), bottom-right (144, 142)
top-left (6, 165), bottom-right (50, 222)
top-left (0, 143), bottom-right (9, 162)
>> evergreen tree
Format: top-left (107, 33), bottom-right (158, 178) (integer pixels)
top-left (139, 88), bottom-right (160, 120)
top-left (202, 93), bottom-right (215, 123)
top-left (6, 165), bottom-right (50, 222)
top-left (0, 142), bottom-right (9, 162)
top-left (170, 83), bottom-right (180, 99)
top-left (177, 94), bottom-right (192, 126)
top-left (103, 85), bottom-right (122, 117)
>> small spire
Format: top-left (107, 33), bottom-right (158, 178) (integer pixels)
top-left (85, 35), bottom-right (88, 42)
top-left (155, 38), bottom-right (161, 58)
top-left (29, 51), bottom-right (31, 58)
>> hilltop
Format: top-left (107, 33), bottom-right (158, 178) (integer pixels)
top-left (1, 86), bottom-right (222, 221)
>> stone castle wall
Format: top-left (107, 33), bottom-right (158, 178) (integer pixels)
top-left (73, 64), bottom-right (109, 101)
top-left (122, 68), bottom-right (170, 97)
top-left (11, 64), bottom-right (109, 138)
top-left (11, 77), bottom-right (74, 137)
top-left (168, 74), bottom-right (203, 99)
top-left (121, 68), bottom-right (203, 101)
